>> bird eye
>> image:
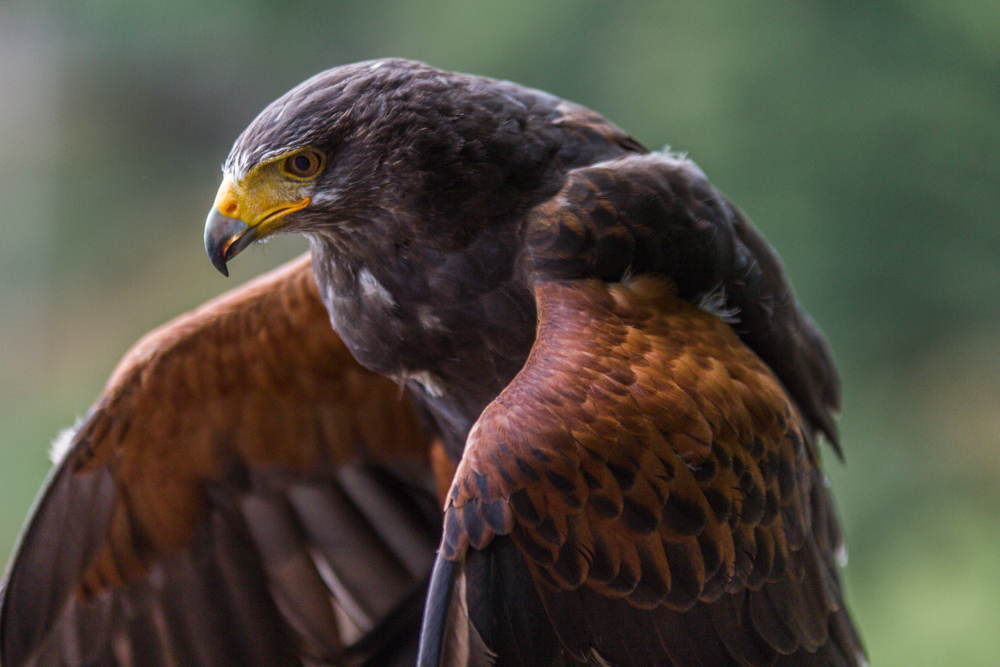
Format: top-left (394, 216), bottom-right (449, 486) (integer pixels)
top-left (283, 150), bottom-right (323, 179)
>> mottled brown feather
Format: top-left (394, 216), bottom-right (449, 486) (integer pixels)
top-left (73, 253), bottom-right (431, 592)
top-left (450, 277), bottom-right (806, 590)
top-left (444, 276), bottom-right (855, 664)
top-left (1, 253), bottom-right (439, 667)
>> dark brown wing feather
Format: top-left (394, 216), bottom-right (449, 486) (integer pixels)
top-left (443, 278), bottom-right (862, 666)
top-left (421, 152), bottom-right (861, 666)
top-left (525, 153), bottom-right (840, 449)
top-left (0, 254), bottom-right (441, 667)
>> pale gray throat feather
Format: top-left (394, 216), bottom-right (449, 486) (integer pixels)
top-left (357, 267), bottom-right (396, 310)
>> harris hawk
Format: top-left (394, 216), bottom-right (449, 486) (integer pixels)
top-left (0, 59), bottom-right (864, 667)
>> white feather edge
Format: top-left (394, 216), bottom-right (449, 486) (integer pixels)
top-left (48, 418), bottom-right (84, 464)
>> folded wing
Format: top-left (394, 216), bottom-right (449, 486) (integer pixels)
top-left (419, 154), bottom-right (863, 667)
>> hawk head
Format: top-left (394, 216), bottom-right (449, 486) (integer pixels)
top-left (204, 59), bottom-right (563, 276)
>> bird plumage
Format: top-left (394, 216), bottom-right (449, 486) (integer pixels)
top-left (2, 59), bottom-right (862, 667)
top-left (0, 256), bottom-right (441, 666)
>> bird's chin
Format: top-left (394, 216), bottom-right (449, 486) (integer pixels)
top-left (302, 226), bottom-right (356, 256)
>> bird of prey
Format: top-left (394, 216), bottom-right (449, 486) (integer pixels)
top-left (0, 59), bottom-right (864, 667)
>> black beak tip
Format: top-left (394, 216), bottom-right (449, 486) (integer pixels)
top-left (209, 249), bottom-right (230, 277)
top-left (204, 208), bottom-right (252, 278)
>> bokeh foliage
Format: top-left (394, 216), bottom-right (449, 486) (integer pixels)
top-left (1, 0), bottom-right (997, 664)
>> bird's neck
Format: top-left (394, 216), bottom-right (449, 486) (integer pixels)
top-left (308, 230), bottom-right (537, 455)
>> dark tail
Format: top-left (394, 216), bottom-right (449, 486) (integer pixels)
top-left (417, 536), bottom-right (565, 667)
top-left (417, 551), bottom-right (496, 667)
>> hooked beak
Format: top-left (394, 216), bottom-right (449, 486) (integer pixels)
top-left (204, 173), bottom-right (310, 276)
top-left (204, 211), bottom-right (254, 277)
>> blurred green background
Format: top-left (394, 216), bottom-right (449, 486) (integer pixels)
top-left (1, 0), bottom-right (997, 664)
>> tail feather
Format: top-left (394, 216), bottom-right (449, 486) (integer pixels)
top-left (418, 536), bottom-right (564, 667)
top-left (417, 553), bottom-right (495, 667)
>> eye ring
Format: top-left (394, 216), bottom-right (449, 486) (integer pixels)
top-left (282, 150), bottom-right (324, 179)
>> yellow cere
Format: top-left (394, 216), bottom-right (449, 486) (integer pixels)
top-left (212, 150), bottom-right (319, 238)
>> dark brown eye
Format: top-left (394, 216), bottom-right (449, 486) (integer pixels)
top-left (283, 150), bottom-right (323, 178)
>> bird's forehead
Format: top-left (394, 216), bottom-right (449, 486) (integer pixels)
top-left (224, 59), bottom-right (434, 180)
top-left (225, 80), bottom-right (339, 179)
